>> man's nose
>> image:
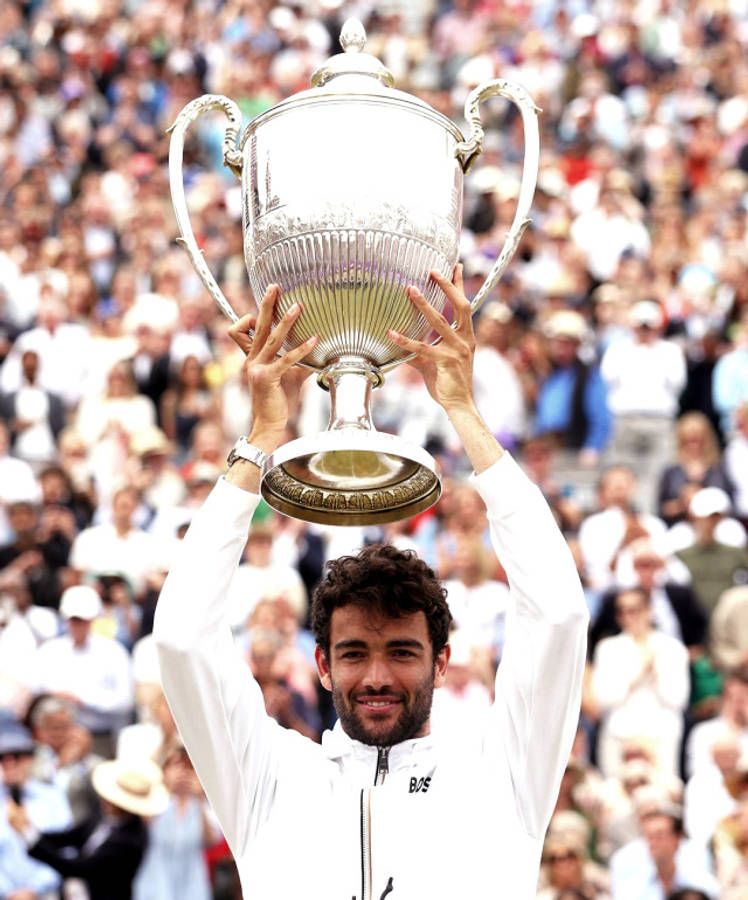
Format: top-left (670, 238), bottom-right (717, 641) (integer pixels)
top-left (361, 655), bottom-right (394, 691)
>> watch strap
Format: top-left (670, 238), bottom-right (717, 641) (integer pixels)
top-left (226, 437), bottom-right (268, 470)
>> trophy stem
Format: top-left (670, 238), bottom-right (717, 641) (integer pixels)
top-left (321, 359), bottom-right (382, 433)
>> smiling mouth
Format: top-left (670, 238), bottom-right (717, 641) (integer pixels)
top-left (357, 698), bottom-right (401, 712)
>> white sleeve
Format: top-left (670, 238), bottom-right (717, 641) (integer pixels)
top-left (153, 477), bottom-right (304, 860)
top-left (471, 454), bottom-right (589, 839)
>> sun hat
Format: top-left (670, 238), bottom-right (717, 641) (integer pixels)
top-left (92, 758), bottom-right (169, 817)
top-left (59, 585), bottom-right (102, 621)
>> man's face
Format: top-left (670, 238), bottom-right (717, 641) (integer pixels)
top-left (35, 711), bottom-right (73, 753)
top-left (642, 815), bottom-right (680, 865)
top-left (315, 606), bottom-right (448, 747)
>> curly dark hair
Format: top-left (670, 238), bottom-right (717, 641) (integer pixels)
top-left (310, 543), bottom-right (452, 659)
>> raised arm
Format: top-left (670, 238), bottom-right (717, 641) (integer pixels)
top-left (394, 268), bottom-right (589, 838)
top-left (154, 287), bottom-right (318, 858)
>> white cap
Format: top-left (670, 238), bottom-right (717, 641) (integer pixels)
top-left (689, 487), bottom-right (731, 519)
top-left (60, 585), bottom-right (101, 621)
top-left (630, 301), bottom-right (664, 329)
top-left (544, 310), bottom-right (588, 341)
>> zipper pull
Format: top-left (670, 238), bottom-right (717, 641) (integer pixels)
top-left (375, 746), bottom-right (389, 785)
top-left (379, 876), bottom-right (394, 898)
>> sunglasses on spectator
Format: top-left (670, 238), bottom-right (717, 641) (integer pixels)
top-left (549, 852), bottom-right (578, 863)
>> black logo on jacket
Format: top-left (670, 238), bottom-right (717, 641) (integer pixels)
top-left (409, 776), bottom-right (431, 794)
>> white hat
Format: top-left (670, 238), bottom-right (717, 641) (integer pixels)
top-left (544, 310), bottom-right (588, 342)
top-left (92, 758), bottom-right (169, 817)
top-left (60, 585), bottom-right (101, 621)
top-left (689, 487), bottom-right (731, 519)
top-left (630, 301), bottom-right (663, 329)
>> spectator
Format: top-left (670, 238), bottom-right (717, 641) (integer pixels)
top-left (537, 827), bottom-right (611, 900)
top-left (710, 588), bottom-right (748, 674)
top-left (724, 401), bottom-right (748, 523)
top-left (443, 534), bottom-right (509, 661)
top-left (610, 805), bottom-right (718, 900)
top-left (472, 301), bottom-right (526, 450)
top-left (69, 484), bottom-right (163, 598)
top-left (6, 756), bottom-right (167, 900)
top-left (29, 694), bottom-right (101, 825)
top-left (683, 735), bottom-right (744, 848)
top-left (601, 301), bottom-right (687, 513)
top-left (31, 585), bottom-right (133, 755)
top-left (712, 322), bottom-right (748, 437)
top-left (0, 348), bottom-right (65, 466)
top-left (591, 587), bottom-right (690, 778)
top-left (657, 413), bottom-right (734, 528)
top-left (0, 498), bottom-right (71, 609)
top-left (685, 669), bottom-right (748, 780)
top-left (0, 721), bottom-right (73, 900)
top-left (533, 310), bottom-right (611, 510)
top-left (588, 538), bottom-right (707, 658)
top-left (675, 491), bottom-right (748, 617)
top-left (160, 354), bottom-right (219, 461)
top-left (133, 741), bottom-right (218, 900)
top-left (0, 293), bottom-right (91, 409)
top-left (578, 466), bottom-right (668, 594)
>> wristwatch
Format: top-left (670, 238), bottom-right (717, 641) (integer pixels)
top-left (226, 437), bottom-right (268, 470)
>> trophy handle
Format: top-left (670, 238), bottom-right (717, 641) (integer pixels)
top-left (455, 79), bottom-right (541, 316)
top-left (167, 94), bottom-right (244, 324)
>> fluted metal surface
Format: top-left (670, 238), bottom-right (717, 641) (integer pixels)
top-left (250, 229), bottom-right (449, 369)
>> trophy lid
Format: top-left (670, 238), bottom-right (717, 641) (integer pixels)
top-left (311, 19), bottom-right (394, 89)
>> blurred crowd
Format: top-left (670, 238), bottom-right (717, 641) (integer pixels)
top-left (1, 0), bottom-right (748, 898)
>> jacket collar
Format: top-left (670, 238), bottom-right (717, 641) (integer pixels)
top-left (321, 719), bottom-right (436, 773)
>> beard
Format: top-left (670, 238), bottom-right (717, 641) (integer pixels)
top-left (330, 670), bottom-right (436, 747)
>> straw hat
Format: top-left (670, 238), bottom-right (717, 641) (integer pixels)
top-left (92, 758), bottom-right (169, 817)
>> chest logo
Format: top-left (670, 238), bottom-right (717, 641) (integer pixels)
top-left (409, 776), bottom-right (431, 794)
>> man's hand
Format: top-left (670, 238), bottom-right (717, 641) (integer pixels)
top-left (388, 266), bottom-right (476, 416)
top-left (388, 266), bottom-right (503, 474)
top-left (5, 799), bottom-right (30, 834)
top-left (228, 284), bottom-right (318, 455)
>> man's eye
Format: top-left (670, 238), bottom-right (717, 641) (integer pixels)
top-left (392, 649), bottom-right (415, 658)
top-left (341, 651), bottom-right (364, 659)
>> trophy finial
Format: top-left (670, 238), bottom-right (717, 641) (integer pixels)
top-left (340, 18), bottom-right (366, 53)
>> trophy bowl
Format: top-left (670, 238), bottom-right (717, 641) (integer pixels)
top-left (169, 19), bottom-right (539, 525)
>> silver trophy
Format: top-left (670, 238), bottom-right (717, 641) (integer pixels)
top-left (169, 19), bottom-right (539, 525)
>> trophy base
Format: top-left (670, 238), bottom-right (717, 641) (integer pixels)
top-left (261, 430), bottom-right (441, 525)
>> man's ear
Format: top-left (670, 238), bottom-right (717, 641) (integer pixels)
top-left (433, 644), bottom-right (450, 690)
top-left (315, 645), bottom-right (332, 692)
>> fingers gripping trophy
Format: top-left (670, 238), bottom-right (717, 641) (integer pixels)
top-left (168, 18), bottom-right (540, 526)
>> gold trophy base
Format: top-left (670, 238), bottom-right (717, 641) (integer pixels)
top-left (261, 429), bottom-right (441, 526)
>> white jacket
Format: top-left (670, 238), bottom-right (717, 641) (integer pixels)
top-left (154, 453), bottom-right (588, 899)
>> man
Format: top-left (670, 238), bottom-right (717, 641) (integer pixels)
top-left (533, 309), bottom-right (611, 510)
top-left (154, 271), bottom-right (589, 899)
top-left (675, 490), bottom-right (748, 617)
top-left (69, 484), bottom-right (163, 597)
top-left (31, 584), bottom-right (133, 755)
top-left (0, 721), bottom-right (72, 899)
top-left (578, 465), bottom-right (668, 593)
top-left (601, 300), bottom-right (687, 513)
top-left (610, 805), bottom-right (717, 899)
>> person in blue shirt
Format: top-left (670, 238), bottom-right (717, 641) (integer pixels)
top-left (0, 722), bottom-right (73, 899)
top-left (533, 310), bottom-right (612, 509)
top-left (535, 310), bottom-right (612, 458)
